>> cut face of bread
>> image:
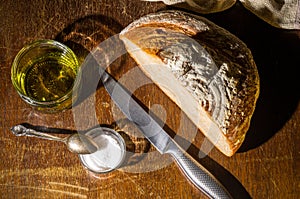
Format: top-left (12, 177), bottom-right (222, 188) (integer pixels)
top-left (119, 10), bottom-right (260, 156)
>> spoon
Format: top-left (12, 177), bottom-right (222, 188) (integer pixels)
top-left (10, 124), bottom-right (98, 154)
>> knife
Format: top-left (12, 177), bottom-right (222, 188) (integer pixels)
top-left (83, 46), bottom-right (233, 199)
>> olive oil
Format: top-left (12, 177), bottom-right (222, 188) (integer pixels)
top-left (20, 56), bottom-right (77, 102)
top-left (11, 40), bottom-right (79, 112)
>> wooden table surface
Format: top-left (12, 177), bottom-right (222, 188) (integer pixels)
top-left (0, 1), bottom-right (299, 198)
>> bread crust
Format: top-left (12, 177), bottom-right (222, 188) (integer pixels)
top-left (120, 10), bottom-right (260, 156)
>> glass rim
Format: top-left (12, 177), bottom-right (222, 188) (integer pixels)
top-left (78, 127), bottom-right (127, 174)
top-left (11, 39), bottom-right (80, 107)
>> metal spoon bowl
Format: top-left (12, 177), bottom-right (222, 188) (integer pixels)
top-left (10, 124), bottom-right (99, 154)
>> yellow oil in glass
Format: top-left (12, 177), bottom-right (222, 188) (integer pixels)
top-left (11, 40), bottom-right (80, 112)
top-left (18, 54), bottom-right (77, 102)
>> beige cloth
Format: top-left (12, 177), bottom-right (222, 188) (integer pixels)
top-left (145, 0), bottom-right (300, 29)
top-left (185, 0), bottom-right (236, 13)
top-left (145, 0), bottom-right (237, 14)
top-left (240, 0), bottom-right (300, 29)
top-left (146, 0), bottom-right (236, 13)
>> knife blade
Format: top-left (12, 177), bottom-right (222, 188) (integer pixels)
top-left (84, 47), bottom-right (233, 199)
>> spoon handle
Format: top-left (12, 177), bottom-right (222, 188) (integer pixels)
top-left (11, 124), bottom-right (64, 142)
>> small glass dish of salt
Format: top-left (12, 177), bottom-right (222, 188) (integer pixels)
top-left (78, 127), bottom-right (126, 173)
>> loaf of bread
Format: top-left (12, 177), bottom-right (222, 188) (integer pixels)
top-left (119, 10), bottom-right (260, 156)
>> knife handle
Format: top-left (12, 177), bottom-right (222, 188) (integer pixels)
top-left (167, 142), bottom-right (233, 199)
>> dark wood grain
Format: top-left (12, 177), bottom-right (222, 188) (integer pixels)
top-left (0, 1), bottom-right (299, 198)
